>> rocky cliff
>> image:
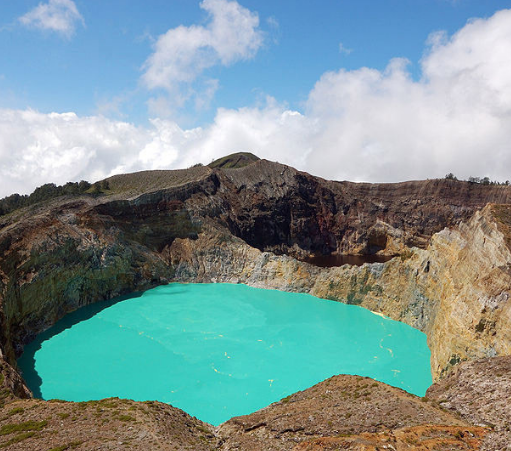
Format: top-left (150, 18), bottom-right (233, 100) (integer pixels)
top-left (1, 154), bottom-right (511, 449)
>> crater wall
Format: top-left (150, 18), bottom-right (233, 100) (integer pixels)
top-left (1, 160), bottom-right (511, 386)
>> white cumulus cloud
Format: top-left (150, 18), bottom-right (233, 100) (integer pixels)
top-left (0, 110), bottom-right (144, 197)
top-left (141, 0), bottom-right (263, 109)
top-left (19, 0), bottom-right (84, 38)
top-left (301, 9), bottom-right (511, 183)
top-left (2, 9), bottom-right (511, 198)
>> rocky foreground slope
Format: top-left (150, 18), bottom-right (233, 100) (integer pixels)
top-left (0, 371), bottom-right (492, 451)
top-left (0, 154), bottom-right (511, 449)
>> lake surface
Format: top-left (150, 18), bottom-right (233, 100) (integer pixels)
top-left (18, 283), bottom-right (432, 426)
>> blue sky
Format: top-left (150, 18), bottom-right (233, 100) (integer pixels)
top-left (1, 0), bottom-right (511, 196)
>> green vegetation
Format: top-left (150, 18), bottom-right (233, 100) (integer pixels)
top-left (346, 292), bottom-right (362, 305)
top-left (0, 419), bottom-right (48, 435)
top-left (400, 249), bottom-right (414, 261)
top-left (445, 173), bottom-right (510, 185)
top-left (0, 431), bottom-right (36, 448)
top-left (47, 441), bottom-right (83, 451)
top-left (6, 407), bottom-right (24, 417)
top-left (83, 399), bottom-right (119, 409)
top-left (117, 414), bottom-right (135, 422)
top-left (0, 179), bottom-right (112, 217)
top-left (280, 394), bottom-right (293, 404)
top-left (195, 424), bottom-right (211, 435)
top-left (105, 166), bottom-right (210, 196)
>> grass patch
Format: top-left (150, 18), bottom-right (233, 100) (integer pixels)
top-left (400, 249), bottom-right (414, 261)
top-left (195, 424), bottom-right (211, 435)
top-left (280, 394), bottom-right (293, 404)
top-left (0, 420), bottom-right (48, 435)
top-left (117, 415), bottom-right (135, 422)
top-left (47, 440), bottom-right (83, 451)
top-left (105, 166), bottom-right (211, 196)
top-left (346, 292), bottom-right (362, 305)
top-left (6, 407), bottom-right (24, 416)
top-left (208, 152), bottom-right (259, 170)
top-left (88, 399), bottom-right (119, 409)
top-left (0, 431), bottom-right (36, 448)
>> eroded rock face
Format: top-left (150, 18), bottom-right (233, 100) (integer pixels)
top-left (427, 356), bottom-right (511, 451)
top-left (1, 160), bottom-right (507, 366)
top-left (1, 160), bottom-right (511, 379)
top-left (217, 374), bottom-right (486, 451)
top-left (0, 197), bottom-right (176, 363)
top-left (212, 160), bottom-right (511, 256)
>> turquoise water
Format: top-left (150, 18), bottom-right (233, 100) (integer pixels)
top-left (18, 283), bottom-right (432, 425)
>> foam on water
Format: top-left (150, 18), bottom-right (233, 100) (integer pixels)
top-left (18, 283), bottom-right (432, 425)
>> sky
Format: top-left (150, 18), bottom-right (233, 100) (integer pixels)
top-left (1, 0), bottom-right (511, 197)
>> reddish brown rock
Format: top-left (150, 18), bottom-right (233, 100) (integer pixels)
top-left (217, 375), bottom-right (485, 451)
top-left (427, 356), bottom-right (511, 451)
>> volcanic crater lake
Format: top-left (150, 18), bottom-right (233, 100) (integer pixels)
top-left (18, 283), bottom-right (432, 425)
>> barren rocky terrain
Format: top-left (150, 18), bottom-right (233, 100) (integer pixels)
top-left (0, 372), bottom-right (493, 450)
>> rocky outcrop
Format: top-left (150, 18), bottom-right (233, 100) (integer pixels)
top-left (427, 356), bottom-right (511, 450)
top-left (2, 159), bottom-right (509, 368)
top-left (1, 159), bottom-right (511, 379)
top-left (212, 160), bottom-right (511, 256)
top-left (0, 397), bottom-right (215, 450)
top-left (0, 358), bottom-right (30, 404)
top-left (0, 197), bottom-right (175, 363)
top-left (0, 374), bottom-right (488, 451)
top-left (217, 374), bottom-right (486, 451)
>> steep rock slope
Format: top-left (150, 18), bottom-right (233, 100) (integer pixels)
top-left (213, 160), bottom-right (511, 256)
top-left (427, 356), bottom-right (511, 450)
